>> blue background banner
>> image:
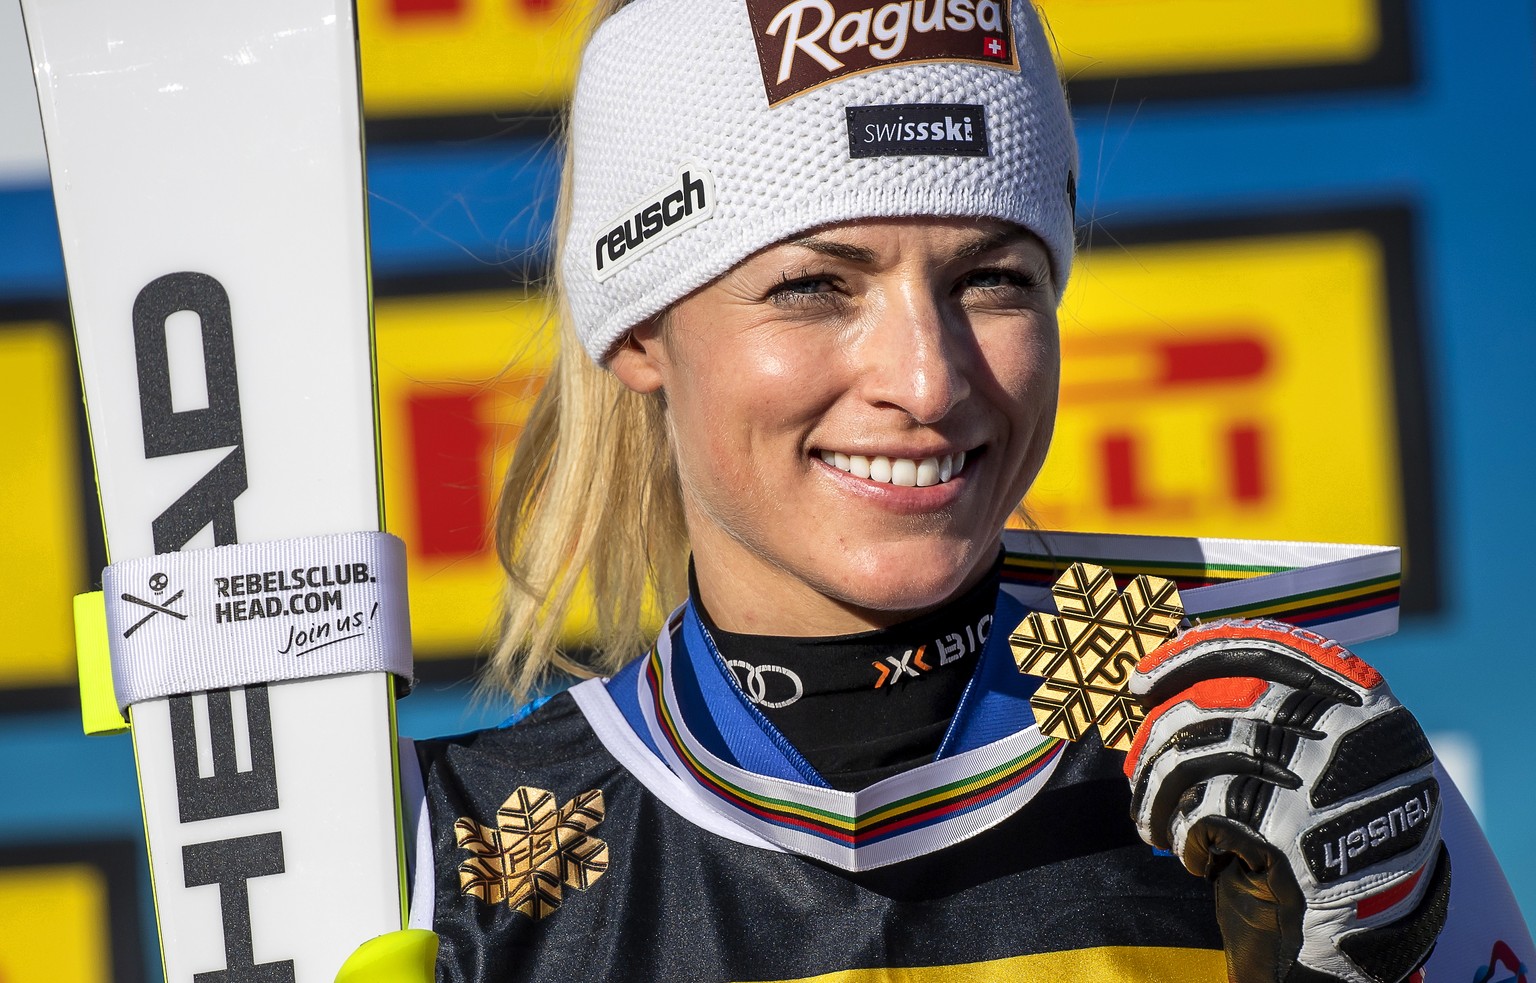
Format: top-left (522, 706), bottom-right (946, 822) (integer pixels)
top-left (0, 0), bottom-right (1531, 975)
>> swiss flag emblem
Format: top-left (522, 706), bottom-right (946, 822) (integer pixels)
top-left (983, 36), bottom-right (1006, 58)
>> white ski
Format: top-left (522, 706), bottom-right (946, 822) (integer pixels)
top-left (21, 0), bottom-right (408, 978)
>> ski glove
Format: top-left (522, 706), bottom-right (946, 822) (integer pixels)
top-left (1125, 619), bottom-right (1450, 983)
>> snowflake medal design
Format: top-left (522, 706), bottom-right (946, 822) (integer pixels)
top-left (454, 785), bottom-right (609, 919)
top-left (1008, 562), bottom-right (1185, 752)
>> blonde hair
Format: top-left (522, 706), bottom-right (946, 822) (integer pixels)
top-left (484, 0), bottom-right (689, 703)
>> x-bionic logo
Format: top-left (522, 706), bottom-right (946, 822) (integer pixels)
top-left (872, 612), bottom-right (992, 688)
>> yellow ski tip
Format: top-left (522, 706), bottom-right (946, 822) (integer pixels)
top-left (74, 590), bottom-right (128, 736)
top-left (335, 929), bottom-right (439, 983)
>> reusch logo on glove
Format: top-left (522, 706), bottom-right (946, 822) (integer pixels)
top-left (593, 168), bottom-right (715, 281)
top-left (1301, 778), bottom-right (1439, 882)
top-left (746, 0), bottom-right (1019, 106)
top-left (846, 104), bottom-right (989, 158)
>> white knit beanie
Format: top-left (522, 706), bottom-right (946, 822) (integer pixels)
top-left (563, 0), bottom-right (1078, 363)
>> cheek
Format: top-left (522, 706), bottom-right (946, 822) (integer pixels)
top-left (1029, 335), bottom-right (1062, 424)
top-left (665, 380), bottom-right (743, 504)
top-left (664, 339), bottom-right (837, 500)
top-left (983, 321), bottom-right (1060, 501)
top-left (986, 319), bottom-right (1061, 419)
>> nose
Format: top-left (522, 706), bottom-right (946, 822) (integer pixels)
top-left (853, 281), bottom-right (972, 425)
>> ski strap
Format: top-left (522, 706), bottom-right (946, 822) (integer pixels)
top-left (103, 531), bottom-right (413, 710)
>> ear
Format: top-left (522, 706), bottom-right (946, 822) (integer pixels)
top-left (606, 317), bottom-right (669, 395)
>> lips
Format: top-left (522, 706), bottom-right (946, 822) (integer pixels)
top-left (817, 449), bottom-right (968, 487)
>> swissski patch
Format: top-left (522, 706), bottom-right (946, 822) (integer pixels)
top-left (846, 104), bottom-right (989, 158)
top-left (746, 0), bottom-right (1019, 106)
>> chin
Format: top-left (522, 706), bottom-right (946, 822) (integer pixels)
top-left (823, 538), bottom-right (994, 617)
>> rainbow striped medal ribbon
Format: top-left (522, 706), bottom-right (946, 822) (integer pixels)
top-left (1000, 531), bottom-right (1403, 754)
top-left (634, 595), bottom-right (1067, 872)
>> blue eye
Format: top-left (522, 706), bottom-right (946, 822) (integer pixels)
top-left (963, 268), bottom-right (1040, 291)
top-left (768, 272), bottom-right (841, 305)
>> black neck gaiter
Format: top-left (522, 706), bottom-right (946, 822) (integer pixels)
top-left (693, 555), bottom-right (1001, 792)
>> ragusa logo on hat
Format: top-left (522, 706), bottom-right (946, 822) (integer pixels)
top-left (746, 0), bottom-right (1020, 106)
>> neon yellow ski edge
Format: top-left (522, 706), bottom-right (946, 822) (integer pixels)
top-left (334, 929), bottom-right (438, 983)
top-left (74, 590), bottom-right (128, 735)
top-left (389, 673), bottom-right (409, 927)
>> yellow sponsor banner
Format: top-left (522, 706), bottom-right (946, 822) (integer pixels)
top-left (356, 0), bottom-right (597, 117)
top-left (374, 292), bottom-right (571, 658)
top-left (752, 945), bottom-right (1224, 981)
top-left (0, 321), bottom-right (85, 691)
top-left (0, 863), bottom-right (112, 981)
top-left (1029, 228), bottom-right (1402, 549)
top-left (355, 0), bottom-right (1387, 119)
top-left (1038, 0), bottom-right (1382, 79)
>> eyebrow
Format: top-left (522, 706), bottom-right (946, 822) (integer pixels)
top-left (785, 235), bottom-right (878, 264)
top-left (786, 226), bottom-right (1037, 265)
top-left (950, 227), bottom-right (1037, 262)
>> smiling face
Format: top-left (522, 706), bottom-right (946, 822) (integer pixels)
top-left (607, 216), bottom-right (1061, 635)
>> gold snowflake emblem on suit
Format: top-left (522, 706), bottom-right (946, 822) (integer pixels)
top-left (454, 785), bottom-right (609, 919)
top-left (1009, 562), bottom-right (1184, 751)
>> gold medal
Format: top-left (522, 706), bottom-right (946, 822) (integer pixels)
top-left (1009, 563), bottom-right (1184, 751)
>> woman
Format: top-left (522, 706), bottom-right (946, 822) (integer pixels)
top-left (402, 0), bottom-right (1532, 978)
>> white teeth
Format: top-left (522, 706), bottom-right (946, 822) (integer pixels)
top-left (818, 448), bottom-right (974, 487)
